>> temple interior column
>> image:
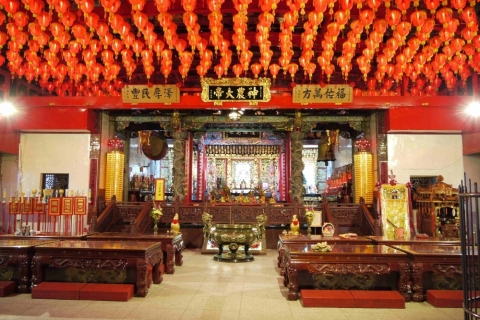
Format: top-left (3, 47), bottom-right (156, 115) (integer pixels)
top-left (172, 131), bottom-right (187, 202)
top-left (290, 131), bottom-right (305, 203)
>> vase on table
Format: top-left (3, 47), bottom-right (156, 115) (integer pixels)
top-left (153, 219), bottom-right (159, 235)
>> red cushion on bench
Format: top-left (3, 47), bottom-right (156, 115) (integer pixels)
top-left (301, 290), bottom-right (355, 308)
top-left (427, 290), bottom-right (463, 308)
top-left (350, 290), bottom-right (405, 308)
top-left (79, 283), bottom-right (134, 301)
top-left (32, 282), bottom-right (86, 300)
top-left (0, 281), bottom-right (15, 297)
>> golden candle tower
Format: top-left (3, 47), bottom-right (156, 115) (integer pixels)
top-left (105, 137), bottom-right (125, 202)
top-left (354, 138), bottom-right (373, 204)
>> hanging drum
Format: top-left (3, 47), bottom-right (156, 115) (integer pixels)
top-left (142, 135), bottom-right (168, 160)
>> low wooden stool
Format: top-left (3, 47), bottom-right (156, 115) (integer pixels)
top-left (350, 290), bottom-right (405, 308)
top-left (427, 290), bottom-right (463, 308)
top-left (300, 290), bottom-right (355, 308)
top-left (32, 282), bottom-right (87, 300)
top-left (0, 281), bottom-right (15, 297)
top-left (79, 284), bottom-right (134, 301)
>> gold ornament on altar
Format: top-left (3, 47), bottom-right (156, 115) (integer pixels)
top-left (171, 213), bottom-right (180, 234)
top-left (151, 206), bottom-right (163, 235)
top-left (305, 210), bottom-right (315, 236)
top-left (312, 242), bottom-right (333, 252)
top-left (290, 214), bottom-right (300, 235)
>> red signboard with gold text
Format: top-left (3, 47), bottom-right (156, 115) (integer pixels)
top-left (48, 198), bottom-right (61, 216)
top-left (61, 197), bottom-right (74, 215)
top-left (74, 197), bottom-right (87, 215)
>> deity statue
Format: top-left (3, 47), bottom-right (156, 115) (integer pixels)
top-left (202, 212), bottom-right (213, 239)
top-left (290, 214), bottom-right (300, 235)
top-left (171, 213), bottom-right (180, 234)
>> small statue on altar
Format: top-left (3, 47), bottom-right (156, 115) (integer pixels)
top-left (202, 212), bottom-right (213, 239)
top-left (210, 189), bottom-right (217, 203)
top-left (290, 214), bottom-right (300, 235)
top-left (247, 191), bottom-right (256, 203)
top-left (237, 193), bottom-right (245, 203)
top-left (171, 213), bottom-right (180, 234)
top-left (223, 184), bottom-right (231, 200)
top-left (240, 180), bottom-right (247, 189)
top-left (269, 196), bottom-right (277, 204)
top-left (256, 213), bottom-right (267, 240)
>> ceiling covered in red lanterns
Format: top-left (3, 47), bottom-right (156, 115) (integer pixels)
top-left (1, 0), bottom-right (480, 97)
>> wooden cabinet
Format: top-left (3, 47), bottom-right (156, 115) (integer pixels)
top-left (413, 176), bottom-right (459, 237)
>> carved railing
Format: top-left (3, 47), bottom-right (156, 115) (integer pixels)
top-left (95, 196), bottom-right (152, 233)
top-left (156, 201), bottom-right (310, 226)
top-left (95, 196), bottom-right (117, 232)
top-left (357, 197), bottom-right (380, 236)
top-left (136, 201), bottom-right (154, 234)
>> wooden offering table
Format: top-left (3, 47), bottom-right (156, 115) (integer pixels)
top-left (362, 236), bottom-right (460, 246)
top-left (0, 232), bottom-right (98, 241)
top-left (391, 245), bottom-right (462, 302)
top-left (277, 235), bottom-right (373, 274)
top-left (87, 232), bottom-right (184, 274)
top-left (0, 239), bottom-right (58, 293)
top-left (31, 241), bottom-right (163, 297)
top-left (283, 244), bottom-right (409, 301)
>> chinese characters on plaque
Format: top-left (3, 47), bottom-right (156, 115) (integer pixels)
top-left (122, 85), bottom-right (180, 104)
top-left (155, 179), bottom-right (165, 201)
top-left (48, 197), bottom-right (88, 216)
top-left (293, 84), bottom-right (353, 104)
top-left (201, 77), bottom-right (271, 106)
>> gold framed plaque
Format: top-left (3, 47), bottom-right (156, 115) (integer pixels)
top-left (155, 178), bottom-right (165, 201)
top-left (201, 77), bottom-right (271, 106)
top-left (293, 84), bottom-right (353, 104)
top-left (122, 85), bottom-right (180, 104)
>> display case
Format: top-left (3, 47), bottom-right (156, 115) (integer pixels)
top-left (413, 175), bottom-right (459, 237)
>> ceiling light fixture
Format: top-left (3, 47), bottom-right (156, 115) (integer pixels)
top-left (466, 102), bottom-right (480, 117)
top-left (228, 109), bottom-right (243, 121)
top-left (0, 101), bottom-right (15, 117)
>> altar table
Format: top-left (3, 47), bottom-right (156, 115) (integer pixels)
top-left (277, 235), bottom-right (373, 274)
top-left (0, 232), bottom-right (98, 241)
top-left (87, 232), bottom-right (184, 274)
top-left (390, 245), bottom-right (462, 302)
top-left (31, 240), bottom-right (163, 297)
top-left (0, 239), bottom-right (58, 293)
top-left (362, 236), bottom-right (460, 246)
top-left (283, 244), bottom-right (409, 301)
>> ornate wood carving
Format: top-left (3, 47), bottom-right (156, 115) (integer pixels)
top-left (432, 264), bottom-right (462, 276)
top-left (49, 258), bottom-right (128, 270)
top-left (136, 258), bottom-right (149, 297)
top-left (398, 262), bottom-right (412, 302)
top-left (0, 256), bottom-right (11, 266)
top-left (411, 262), bottom-right (424, 302)
top-left (165, 244), bottom-right (176, 274)
top-left (330, 208), bottom-right (358, 225)
top-left (308, 263), bottom-right (391, 274)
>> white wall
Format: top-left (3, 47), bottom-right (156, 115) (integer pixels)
top-left (0, 154), bottom-right (19, 231)
top-left (387, 134), bottom-right (464, 186)
top-left (16, 133), bottom-right (91, 232)
top-left (463, 154), bottom-right (480, 188)
top-left (19, 133), bottom-right (91, 192)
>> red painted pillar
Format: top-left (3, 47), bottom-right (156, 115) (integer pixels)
top-left (285, 132), bottom-right (291, 203)
top-left (184, 132), bottom-right (193, 203)
top-left (197, 144), bottom-right (205, 201)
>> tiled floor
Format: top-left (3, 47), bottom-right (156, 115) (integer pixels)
top-left (0, 249), bottom-right (465, 320)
